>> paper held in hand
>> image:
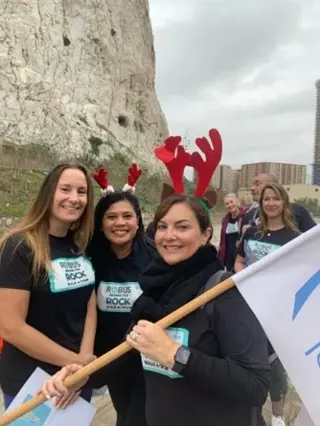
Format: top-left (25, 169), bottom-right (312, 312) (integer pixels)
top-left (4, 368), bottom-right (96, 426)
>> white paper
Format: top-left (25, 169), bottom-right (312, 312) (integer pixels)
top-left (4, 368), bottom-right (96, 425)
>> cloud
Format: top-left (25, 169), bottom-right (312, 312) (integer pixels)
top-left (149, 0), bottom-right (320, 170)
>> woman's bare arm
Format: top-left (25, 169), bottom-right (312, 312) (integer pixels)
top-left (80, 290), bottom-right (97, 355)
top-left (234, 254), bottom-right (245, 273)
top-left (0, 289), bottom-right (82, 367)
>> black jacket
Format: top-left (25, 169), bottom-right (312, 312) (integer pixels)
top-left (143, 286), bottom-right (270, 426)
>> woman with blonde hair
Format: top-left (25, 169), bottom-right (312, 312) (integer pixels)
top-left (0, 163), bottom-right (97, 410)
top-left (218, 193), bottom-right (247, 271)
top-left (235, 182), bottom-right (300, 426)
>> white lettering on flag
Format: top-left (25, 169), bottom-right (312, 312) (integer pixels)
top-left (232, 225), bottom-right (320, 426)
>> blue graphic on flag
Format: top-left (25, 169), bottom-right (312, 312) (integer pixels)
top-left (292, 269), bottom-right (320, 320)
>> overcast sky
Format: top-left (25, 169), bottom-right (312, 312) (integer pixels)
top-left (149, 0), bottom-right (320, 172)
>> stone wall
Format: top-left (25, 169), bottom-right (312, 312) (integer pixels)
top-left (0, 0), bottom-right (168, 173)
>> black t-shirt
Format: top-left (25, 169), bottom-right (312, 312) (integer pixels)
top-left (142, 287), bottom-right (270, 426)
top-left (237, 226), bottom-right (300, 267)
top-left (0, 234), bottom-right (95, 396)
top-left (225, 218), bottom-right (239, 271)
top-left (239, 202), bottom-right (315, 236)
top-left (95, 253), bottom-right (144, 356)
top-left (89, 238), bottom-right (156, 390)
top-left (95, 239), bottom-right (155, 355)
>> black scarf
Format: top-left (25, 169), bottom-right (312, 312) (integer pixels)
top-left (131, 244), bottom-right (223, 323)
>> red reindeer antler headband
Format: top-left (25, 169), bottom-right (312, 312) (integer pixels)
top-left (92, 167), bottom-right (114, 194)
top-left (154, 128), bottom-right (222, 204)
top-left (123, 163), bottom-right (143, 193)
top-left (191, 129), bottom-right (222, 197)
top-left (92, 163), bottom-right (142, 195)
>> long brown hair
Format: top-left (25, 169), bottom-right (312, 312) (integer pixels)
top-left (0, 163), bottom-right (94, 278)
top-left (258, 183), bottom-right (299, 235)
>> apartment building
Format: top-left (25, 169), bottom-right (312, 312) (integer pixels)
top-left (239, 162), bottom-right (306, 188)
top-left (210, 165), bottom-right (234, 193)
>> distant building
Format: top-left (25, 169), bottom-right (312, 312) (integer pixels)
top-left (210, 166), bottom-right (221, 189)
top-left (210, 165), bottom-right (234, 193)
top-left (239, 162), bottom-right (306, 188)
top-left (312, 79), bottom-right (320, 185)
top-left (232, 169), bottom-right (241, 192)
top-left (192, 161), bottom-right (307, 199)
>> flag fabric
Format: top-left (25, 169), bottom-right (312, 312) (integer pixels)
top-left (232, 224), bottom-right (320, 426)
top-left (294, 406), bottom-right (315, 426)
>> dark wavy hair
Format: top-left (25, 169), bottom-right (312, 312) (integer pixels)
top-left (88, 190), bottom-right (145, 268)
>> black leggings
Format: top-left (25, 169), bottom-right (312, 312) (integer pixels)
top-left (270, 357), bottom-right (288, 402)
top-left (108, 373), bottom-right (147, 426)
top-left (88, 353), bottom-right (147, 426)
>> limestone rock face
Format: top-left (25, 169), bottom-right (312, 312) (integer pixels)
top-left (0, 0), bottom-right (168, 172)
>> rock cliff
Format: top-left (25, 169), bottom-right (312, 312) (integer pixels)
top-left (0, 0), bottom-right (168, 172)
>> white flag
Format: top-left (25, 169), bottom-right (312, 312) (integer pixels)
top-left (294, 406), bottom-right (315, 426)
top-left (232, 225), bottom-right (320, 426)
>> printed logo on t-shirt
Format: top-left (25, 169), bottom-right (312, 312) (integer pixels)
top-left (226, 221), bottom-right (239, 234)
top-left (97, 281), bottom-right (143, 313)
top-left (49, 256), bottom-right (95, 293)
top-left (141, 327), bottom-right (189, 379)
top-left (244, 239), bottom-right (280, 267)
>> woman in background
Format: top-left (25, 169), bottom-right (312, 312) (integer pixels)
top-left (235, 182), bottom-right (300, 426)
top-left (218, 193), bottom-right (246, 271)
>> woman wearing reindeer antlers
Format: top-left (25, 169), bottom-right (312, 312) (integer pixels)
top-left (41, 130), bottom-right (270, 426)
top-left (87, 164), bottom-right (156, 426)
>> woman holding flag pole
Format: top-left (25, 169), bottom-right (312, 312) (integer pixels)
top-left (41, 129), bottom-right (271, 426)
top-left (235, 182), bottom-right (301, 426)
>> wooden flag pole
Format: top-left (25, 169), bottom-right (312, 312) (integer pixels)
top-left (0, 277), bottom-right (235, 425)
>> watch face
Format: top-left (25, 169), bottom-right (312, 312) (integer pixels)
top-left (176, 346), bottom-right (190, 365)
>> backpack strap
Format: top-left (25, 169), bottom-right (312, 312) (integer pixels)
top-left (201, 269), bottom-right (233, 316)
top-left (203, 269), bottom-right (232, 292)
top-left (269, 352), bottom-right (278, 363)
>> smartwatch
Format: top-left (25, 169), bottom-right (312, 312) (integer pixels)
top-left (172, 345), bottom-right (191, 374)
